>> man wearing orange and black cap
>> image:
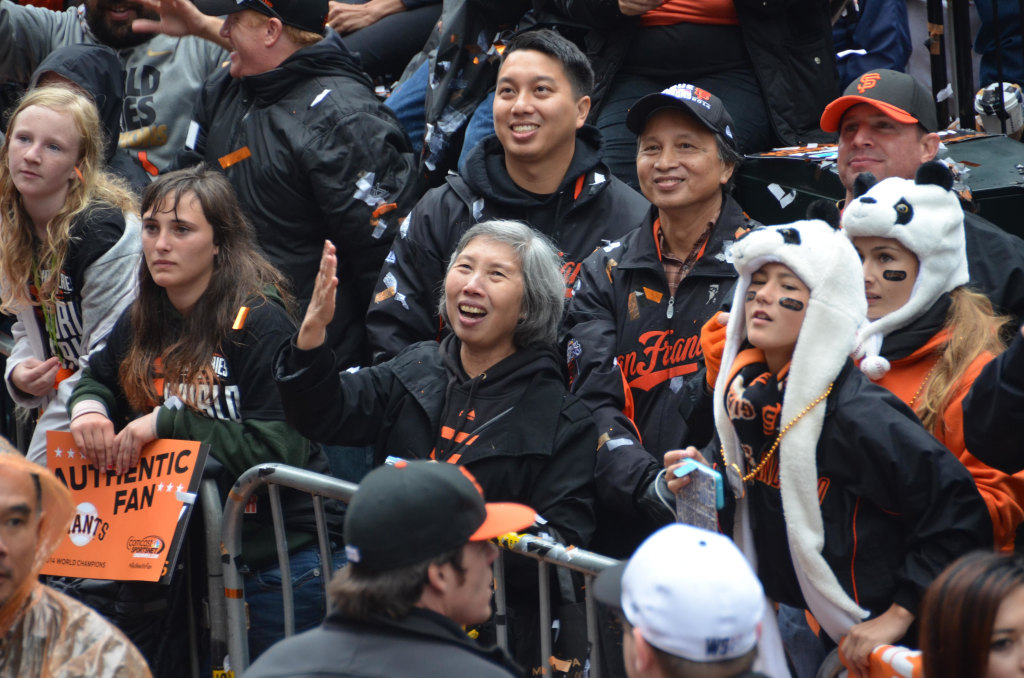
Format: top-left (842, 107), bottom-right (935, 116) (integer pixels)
top-left (178, 0), bottom-right (419, 370)
top-left (244, 460), bottom-right (531, 678)
top-left (821, 68), bottom-right (1024, 322)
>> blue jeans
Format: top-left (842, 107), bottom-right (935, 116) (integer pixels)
top-left (458, 92), bottom-right (495, 172)
top-left (244, 544), bottom-right (347, 661)
top-left (386, 61), bottom-right (429, 155)
top-left (322, 444), bottom-right (374, 483)
top-left (778, 603), bottom-right (828, 678)
top-left (386, 62), bottom-right (495, 169)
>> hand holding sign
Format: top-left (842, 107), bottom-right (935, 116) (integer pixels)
top-left (71, 412), bottom-right (117, 471)
top-left (114, 413), bottom-right (158, 476)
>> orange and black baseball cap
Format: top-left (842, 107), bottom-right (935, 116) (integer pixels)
top-left (195, 0), bottom-right (327, 34)
top-left (820, 69), bottom-right (938, 133)
top-left (343, 460), bottom-right (536, 571)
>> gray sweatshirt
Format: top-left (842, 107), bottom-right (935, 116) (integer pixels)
top-left (0, 0), bottom-right (226, 174)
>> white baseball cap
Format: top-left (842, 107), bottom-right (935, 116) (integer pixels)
top-left (594, 524), bottom-right (765, 662)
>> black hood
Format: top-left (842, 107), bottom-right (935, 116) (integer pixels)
top-left (879, 293), bottom-right (952, 361)
top-left (30, 44), bottom-right (124, 164)
top-left (244, 31), bottom-right (371, 104)
top-left (461, 125), bottom-right (607, 207)
top-left (439, 334), bottom-right (563, 394)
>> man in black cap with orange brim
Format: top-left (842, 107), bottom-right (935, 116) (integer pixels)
top-left (820, 68), bottom-right (1024, 324)
top-left (244, 460), bottom-right (533, 678)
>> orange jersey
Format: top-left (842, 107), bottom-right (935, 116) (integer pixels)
top-left (641, 0), bottom-right (739, 26)
top-left (867, 329), bottom-right (1024, 550)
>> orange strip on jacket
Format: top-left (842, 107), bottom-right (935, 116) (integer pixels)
top-left (233, 306), bottom-right (250, 330)
top-left (138, 151), bottom-right (159, 176)
top-left (218, 146), bottom-right (252, 169)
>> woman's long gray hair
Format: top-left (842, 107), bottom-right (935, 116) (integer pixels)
top-left (439, 220), bottom-right (566, 348)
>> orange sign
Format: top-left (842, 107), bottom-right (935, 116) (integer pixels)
top-left (41, 431), bottom-right (209, 583)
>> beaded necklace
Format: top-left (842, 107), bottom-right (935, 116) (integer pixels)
top-left (729, 381), bottom-right (834, 486)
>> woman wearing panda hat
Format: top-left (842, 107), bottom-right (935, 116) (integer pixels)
top-left (843, 161), bottom-right (1024, 552)
top-left (665, 215), bottom-right (991, 676)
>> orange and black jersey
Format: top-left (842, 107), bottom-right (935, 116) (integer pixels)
top-left (69, 294), bottom-right (340, 567)
top-left (561, 196), bottom-right (747, 555)
top-left (714, 359), bottom-right (992, 618)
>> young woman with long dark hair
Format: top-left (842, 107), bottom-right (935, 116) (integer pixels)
top-left (68, 165), bottom-right (342, 667)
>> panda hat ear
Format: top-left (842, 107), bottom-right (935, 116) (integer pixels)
top-left (806, 200), bottom-right (840, 230)
top-left (852, 172), bottom-right (877, 198)
top-left (914, 160), bottom-right (954, 192)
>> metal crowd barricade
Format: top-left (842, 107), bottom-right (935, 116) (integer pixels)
top-left (221, 463), bottom-right (358, 674)
top-left (495, 533), bottom-right (620, 678)
top-left (221, 463), bottom-right (621, 677)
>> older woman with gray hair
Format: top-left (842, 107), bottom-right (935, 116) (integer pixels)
top-left (274, 219), bottom-right (598, 550)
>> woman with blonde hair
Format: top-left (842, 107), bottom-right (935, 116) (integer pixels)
top-left (0, 84), bottom-right (139, 464)
top-left (843, 161), bottom-right (1024, 551)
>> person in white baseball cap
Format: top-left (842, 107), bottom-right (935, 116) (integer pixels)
top-left (594, 523), bottom-right (767, 678)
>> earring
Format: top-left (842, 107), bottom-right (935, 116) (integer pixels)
top-left (74, 167), bottom-right (84, 182)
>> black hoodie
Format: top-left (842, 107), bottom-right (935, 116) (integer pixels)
top-left (175, 31), bottom-right (419, 369)
top-left (275, 334), bottom-right (598, 548)
top-left (30, 44), bottom-right (150, 193)
top-left (366, 125), bottom-right (651, 362)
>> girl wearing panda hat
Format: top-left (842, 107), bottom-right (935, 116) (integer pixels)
top-left (843, 161), bottom-right (1024, 552)
top-left (666, 216), bottom-right (991, 676)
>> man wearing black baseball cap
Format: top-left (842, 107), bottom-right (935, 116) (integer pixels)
top-left (244, 460), bottom-right (532, 677)
top-left (820, 68), bottom-right (1024, 323)
top-left (173, 0), bottom-right (419, 374)
top-left (563, 83), bottom-right (753, 558)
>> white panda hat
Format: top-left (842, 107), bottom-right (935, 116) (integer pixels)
top-left (715, 217), bottom-right (869, 642)
top-left (841, 161), bottom-right (967, 380)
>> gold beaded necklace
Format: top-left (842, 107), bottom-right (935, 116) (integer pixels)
top-left (730, 382), bottom-right (835, 485)
top-left (908, 361), bottom-right (939, 410)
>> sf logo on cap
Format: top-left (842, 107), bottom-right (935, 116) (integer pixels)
top-left (857, 72), bottom-right (881, 94)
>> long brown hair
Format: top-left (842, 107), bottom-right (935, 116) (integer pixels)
top-left (916, 287), bottom-right (1008, 433)
top-left (0, 85), bottom-right (136, 313)
top-left (920, 551), bottom-right (1024, 678)
top-left (118, 166), bottom-right (291, 412)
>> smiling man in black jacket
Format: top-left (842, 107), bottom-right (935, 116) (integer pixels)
top-left (366, 28), bottom-right (650, 363)
top-left (179, 0), bottom-right (419, 369)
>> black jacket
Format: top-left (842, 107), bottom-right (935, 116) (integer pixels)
top-left (274, 335), bottom-right (598, 549)
top-left (366, 126), bottom-right (650, 363)
top-left (716, 360), bottom-right (992, 618)
top-left (243, 608), bottom-right (518, 678)
top-left (29, 43), bottom-right (150, 193)
top-left (176, 32), bottom-right (419, 368)
top-left (70, 296), bottom-right (341, 569)
top-left (562, 197), bottom-right (748, 556)
top-left (552, 0), bottom-right (838, 146)
top-left (963, 329), bottom-right (1024, 474)
top-left (963, 210), bottom-right (1024, 324)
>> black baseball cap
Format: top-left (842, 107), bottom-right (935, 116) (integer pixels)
top-left (626, 83), bottom-right (738, 152)
top-left (343, 461), bottom-right (537, 572)
top-left (820, 69), bottom-right (938, 133)
top-left (194, 0), bottom-right (327, 35)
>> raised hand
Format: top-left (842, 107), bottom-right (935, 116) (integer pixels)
top-left (296, 240), bottom-right (339, 350)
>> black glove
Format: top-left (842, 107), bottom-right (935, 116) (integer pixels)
top-left (635, 469), bottom-right (675, 526)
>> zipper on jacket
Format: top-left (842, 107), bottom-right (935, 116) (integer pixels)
top-left (666, 295), bottom-right (675, 319)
